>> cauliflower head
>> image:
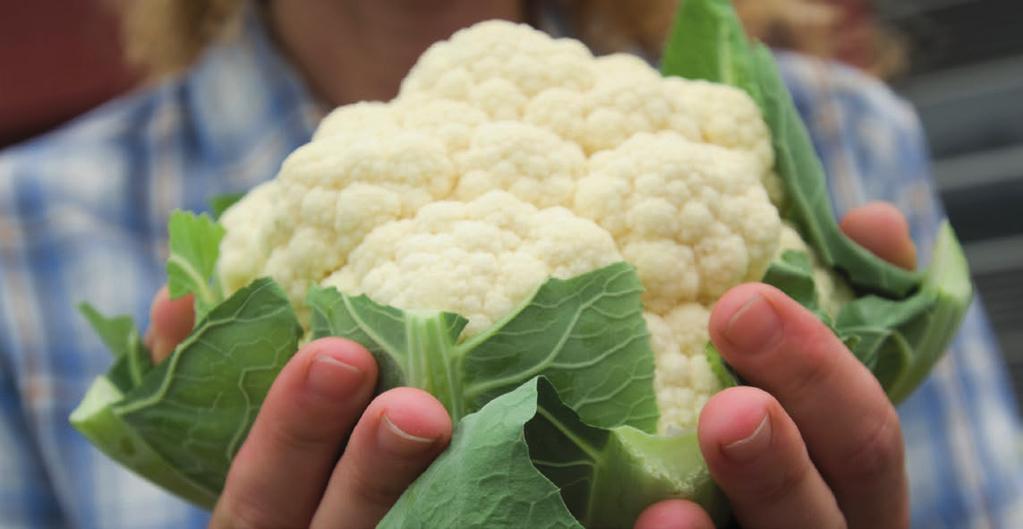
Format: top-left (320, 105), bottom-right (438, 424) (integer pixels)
top-left (218, 20), bottom-right (785, 433)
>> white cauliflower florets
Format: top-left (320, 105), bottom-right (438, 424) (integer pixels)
top-left (452, 122), bottom-right (585, 208)
top-left (576, 132), bottom-right (780, 312)
top-left (324, 191), bottom-right (620, 336)
top-left (218, 20), bottom-right (787, 433)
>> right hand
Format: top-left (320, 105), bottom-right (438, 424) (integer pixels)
top-left (634, 203), bottom-right (917, 529)
top-left (144, 287), bottom-right (453, 529)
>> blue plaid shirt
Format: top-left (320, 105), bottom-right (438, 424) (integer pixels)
top-left (1, 13), bottom-right (1020, 529)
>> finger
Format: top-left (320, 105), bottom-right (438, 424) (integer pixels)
top-left (210, 338), bottom-right (378, 529)
top-left (634, 499), bottom-right (714, 529)
top-left (711, 284), bottom-right (910, 529)
top-left (698, 387), bottom-right (844, 529)
top-left (839, 202), bottom-right (917, 270)
top-left (143, 286), bottom-right (195, 363)
top-left (311, 387), bottom-right (452, 529)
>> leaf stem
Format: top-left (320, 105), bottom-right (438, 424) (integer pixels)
top-left (536, 406), bottom-right (602, 461)
top-left (405, 312), bottom-right (465, 421)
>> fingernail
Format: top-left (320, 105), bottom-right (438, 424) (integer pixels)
top-left (306, 352), bottom-right (364, 399)
top-left (723, 294), bottom-right (782, 353)
top-left (722, 413), bottom-right (772, 462)
top-left (378, 415), bottom-right (437, 457)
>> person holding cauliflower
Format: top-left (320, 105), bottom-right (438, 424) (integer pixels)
top-left (0, 1), bottom-right (1018, 529)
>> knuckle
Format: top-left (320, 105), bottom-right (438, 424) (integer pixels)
top-left (347, 461), bottom-right (409, 509)
top-left (781, 338), bottom-right (836, 402)
top-left (839, 407), bottom-right (904, 484)
top-left (749, 452), bottom-right (814, 505)
top-left (219, 494), bottom-right (291, 529)
top-left (264, 413), bottom-right (340, 453)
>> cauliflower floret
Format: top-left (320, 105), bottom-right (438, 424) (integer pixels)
top-left (324, 191), bottom-right (621, 335)
top-left (313, 102), bottom-right (401, 143)
top-left (579, 76), bottom-right (694, 154)
top-left (400, 20), bottom-right (596, 115)
top-left (220, 130), bottom-right (457, 302)
top-left (394, 98), bottom-right (490, 153)
top-left (568, 55), bottom-right (701, 154)
top-left (576, 132), bottom-right (781, 311)
top-left (667, 78), bottom-right (784, 206)
top-left (453, 122), bottom-right (585, 208)
top-left (645, 304), bottom-right (719, 433)
top-left (218, 180), bottom-right (280, 293)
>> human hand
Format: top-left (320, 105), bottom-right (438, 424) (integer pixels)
top-left (635, 202), bottom-right (916, 529)
top-left (144, 290), bottom-right (452, 529)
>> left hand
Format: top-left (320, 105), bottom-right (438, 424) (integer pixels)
top-left (635, 202), bottom-right (916, 529)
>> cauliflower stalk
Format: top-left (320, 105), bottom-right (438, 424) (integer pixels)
top-left (71, 0), bottom-right (972, 527)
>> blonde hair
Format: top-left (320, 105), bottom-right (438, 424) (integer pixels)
top-left (115, 0), bottom-right (900, 78)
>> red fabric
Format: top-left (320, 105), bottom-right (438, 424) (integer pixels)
top-left (0, 0), bottom-right (138, 147)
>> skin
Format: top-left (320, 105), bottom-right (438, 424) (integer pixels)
top-left (143, 1), bottom-right (918, 526)
top-left (145, 203), bottom-right (916, 529)
top-left (634, 202), bottom-right (915, 529)
top-left (270, 0), bottom-right (524, 106)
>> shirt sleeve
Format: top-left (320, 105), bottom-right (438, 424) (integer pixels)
top-left (778, 51), bottom-right (1023, 529)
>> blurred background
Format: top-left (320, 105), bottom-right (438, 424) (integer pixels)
top-left (2, 0), bottom-right (1021, 396)
top-left (0, 0), bottom-right (138, 147)
top-left (882, 0), bottom-right (1023, 399)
